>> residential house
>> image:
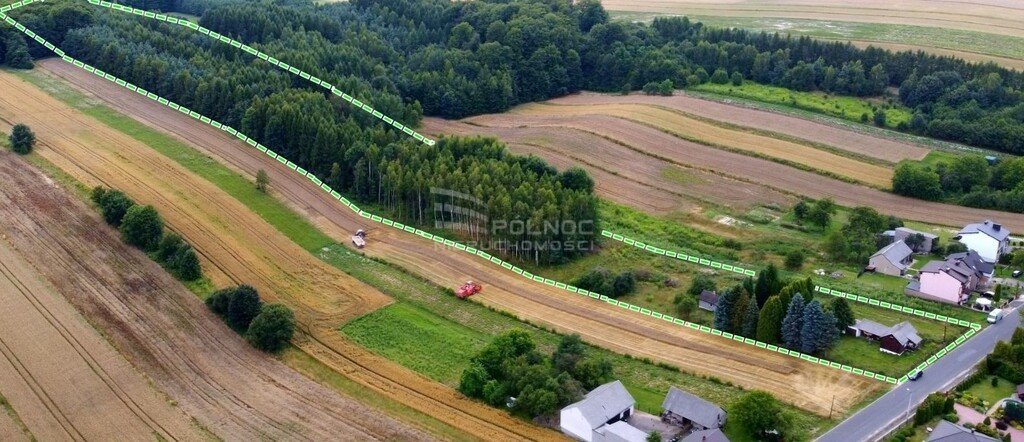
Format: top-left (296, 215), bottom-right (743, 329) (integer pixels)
top-left (957, 220), bottom-right (1011, 263)
top-left (947, 250), bottom-right (995, 285)
top-left (868, 240), bottom-right (914, 276)
top-left (661, 387), bottom-right (726, 431)
top-left (926, 420), bottom-right (998, 442)
top-left (560, 380), bottom-right (645, 442)
top-left (906, 250), bottom-right (993, 304)
top-left (699, 290), bottom-right (719, 312)
top-left (883, 227), bottom-right (939, 254)
top-left (1017, 384), bottom-right (1024, 401)
top-left (681, 428), bottom-right (729, 442)
top-left (847, 319), bottom-right (922, 355)
top-left (593, 421), bottom-right (648, 442)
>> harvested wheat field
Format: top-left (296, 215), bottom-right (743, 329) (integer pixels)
top-left (35, 61), bottom-right (885, 416)
top-left (425, 118), bottom-right (795, 212)
top-left (446, 108), bottom-right (1024, 232)
top-left (501, 102), bottom-right (893, 186)
top-left (547, 92), bottom-right (931, 163)
top-left (0, 216), bottom-right (200, 441)
top-left (601, 0), bottom-right (1024, 38)
top-left (0, 152), bottom-right (441, 440)
top-left (1, 66), bottom-right (558, 441)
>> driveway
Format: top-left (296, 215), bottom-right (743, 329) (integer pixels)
top-left (818, 301), bottom-right (1022, 441)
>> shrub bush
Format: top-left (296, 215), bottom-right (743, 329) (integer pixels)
top-left (246, 304), bottom-right (296, 352)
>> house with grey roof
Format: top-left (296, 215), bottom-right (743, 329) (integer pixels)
top-left (698, 290), bottom-right (719, 312)
top-left (681, 428), bottom-right (729, 442)
top-left (906, 250), bottom-right (992, 304)
top-left (560, 380), bottom-right (645, 442)
top-left (661, 386), bottom-right (726, 431)
top-left (957, 220), bottom-right (1012, 263)
top-left (848, 319), bottom-right (922, 355)
top-left (593, 421), bottom-right (649, 442)
top-left (868, 240), bottom-right (914, 276)
top-left (897, 227), bottom-right (939, 253)
top-left (926, 420), bottom-right (998, 442)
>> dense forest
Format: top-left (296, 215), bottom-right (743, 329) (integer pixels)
top-left (894, 154), bottom-right (1024, 214)
top-left (6, 0), bottom-right (601, 265)
top-left (8, 0), bottom-right (1024, 254)
top-left (12, 0), bottom-right (1024, 154)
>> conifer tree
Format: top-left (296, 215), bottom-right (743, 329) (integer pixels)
top-left (756, 295), bottom-right (786, 344)
top-left (781, 294), bottom-right (805, 350)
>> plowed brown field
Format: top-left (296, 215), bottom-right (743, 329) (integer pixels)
top-left (0, 68), bottom-right (553, 441)
top-left (33, 60), bottom-right (884, 416)
top-left (503, 102), bottom-right (892, 186)
top-left (546, 92), bottom-right (930, 163)
top-left (0, 152), bottom-right (437, 441)
top-left (428, 107), bottom-right (1024, 232)
top-left (0, 220), bottom-right (200, 441)
top-left (600, 0), bottom-right (1024, 38)
top-left (426, 118), bottom-right (795, 213)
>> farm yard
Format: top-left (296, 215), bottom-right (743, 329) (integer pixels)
top-left (602, 0), bottom-right (1024, 69)
top-left (0, 151), bottom-right (435, 440)
top-left (28, 59), bottom-right (887, 418)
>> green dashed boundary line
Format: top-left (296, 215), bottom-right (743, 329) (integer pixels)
top-left (606, 228), bottom-right (984, 384)
top-left (0, 0), bottom-right (978, 386)
top-left (0, 0), bottom-right (435, 146)
top-left (601, 230), bottom-right (756, 277)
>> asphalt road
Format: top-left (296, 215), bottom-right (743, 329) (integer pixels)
top-left (819, 302), bottom-right (1022, 442)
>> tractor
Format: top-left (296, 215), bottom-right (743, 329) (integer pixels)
top-left (351, 229), bottom-right (367, 248)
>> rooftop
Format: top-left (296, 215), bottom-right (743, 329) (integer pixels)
top-left (563, 380), bottom-right (636, 431)
top-left (662, 387), bottom-right (726, 430)
top-left (959, 220), bottom-right (1011, 242)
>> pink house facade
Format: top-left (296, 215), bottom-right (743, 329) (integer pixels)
top-left (905, 253), bottom-right (989, 304)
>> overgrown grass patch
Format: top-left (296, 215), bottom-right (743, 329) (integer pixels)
top-left (692, 81), bottom-right (911, 129)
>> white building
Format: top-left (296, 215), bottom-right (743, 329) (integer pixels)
top-left (957, 220), bottom-right (1011, 263)
top-left (560, 380), bottom-right (645, 442)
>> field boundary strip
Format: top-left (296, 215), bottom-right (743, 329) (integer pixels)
top-left (0, 0), bottom-right (981, 385)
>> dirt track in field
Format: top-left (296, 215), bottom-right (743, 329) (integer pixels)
top-left (3, 65), bottom-right (557, 441)
top-left (0, 226), bottom-right (200, 441)
top-left (502, 102), bottom-right (893, 186)
top-left (545, 92), bottom-right (930, 163)
top-left (0, 151), bottom-right (441, 440)
top-left (33, 61), bottom-right (886, 416)
top-left (601, 0), bottom-right (1024, 38)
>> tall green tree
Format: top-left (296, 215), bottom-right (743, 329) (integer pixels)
top-left (226, 285), bottom-right (262, 331)
top-left (830, 298), bottom-right (856, 331)
top-left (756, 296), bottom-right (786, 344)
top-left (9, 124), bottom-right (35, 154)
top-left (754, 263), bottom-right (782, 307)
top-left (713, 289), bottom-right (740, 332)
top-left (799, 300), bottom-right (839, 354)
top-left (781, 294), bottom-right (805, 350)
top-left (120, 205), bottom-right (164, 251)
top-left (246, 304), bottom-right (295, 352)
top-left (741, 295), bottom-right (760, 338)
top-left (730, 391), bottom-right (790, 439)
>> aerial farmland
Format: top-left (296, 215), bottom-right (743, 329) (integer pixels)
top-left (1, 0), bottom-right (1023, 441)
